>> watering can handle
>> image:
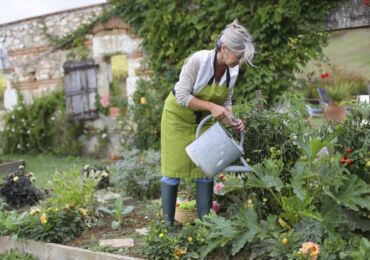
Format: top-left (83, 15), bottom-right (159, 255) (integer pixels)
top-left (195, 114), bottom-right (245, 147)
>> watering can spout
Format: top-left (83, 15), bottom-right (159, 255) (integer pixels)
top-left (223, 157), bottom-right (252, 173)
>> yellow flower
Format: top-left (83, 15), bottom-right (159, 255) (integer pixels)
top-left (64, 203), bottom-right (75, 210)
top-left (13, 176), bottom-right (19, 182)
top-left (40, 213), bottom-right (48, 224)
top-left (140, 97), bottom-right (146, 104)
top-left (366, 160), bottom-right (370, 168)
top-left (282, 238), bottom-right (288, 245)
top-left (79, 208), bottom-right (88, 217)
top-left (30, 208), bottom-right (41, 215)
top-left (159, 233), bottom-right (164, 238)
top-left (174, 248), bottom-right (186, 259)
top-left (187, 236), bottom-right (193, 243)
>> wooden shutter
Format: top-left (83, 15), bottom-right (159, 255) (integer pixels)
top-left (63, 60), bottom-right (99, 120)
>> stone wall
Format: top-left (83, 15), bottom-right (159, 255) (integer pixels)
top-left (0, 3), bottom-right (143, 107)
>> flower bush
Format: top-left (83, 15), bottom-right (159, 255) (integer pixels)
top-left (1, 90), bottom-right (84, 155)
top-left (113, 149), bottom-right (161, 199)
top-left (145, 218), bottom-right (207, 259)
top-left (45, 168), bottom-right (98, 209)
top-left (0, 166), bottom-right (43, 208)
top-left (82, 164), bottom-right (110, 189)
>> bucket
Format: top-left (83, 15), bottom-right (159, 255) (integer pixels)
top-left (186, 115), bottom-right (251, 178)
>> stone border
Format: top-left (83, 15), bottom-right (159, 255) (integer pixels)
top-left (0, 236), bottom-right (144, 260)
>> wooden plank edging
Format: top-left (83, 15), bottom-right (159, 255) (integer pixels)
top-left (0, 236), bottom-right (144, 260)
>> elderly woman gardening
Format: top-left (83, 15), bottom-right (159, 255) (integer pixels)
top-left (160, 20), bottom-right (255, 226)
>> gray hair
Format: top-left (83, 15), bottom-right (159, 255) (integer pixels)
top-left (217, 20), bottom-right (255, 66)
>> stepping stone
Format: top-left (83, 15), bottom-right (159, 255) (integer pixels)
top-left (99, 238), bottom-right (134, 248)
top-left (135, 227), bottom-right (148, 236)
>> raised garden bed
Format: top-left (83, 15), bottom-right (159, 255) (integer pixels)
top-left (0, 236), bottom-right (143, 260)
top-left (0, 160), bottom-right (25, 175)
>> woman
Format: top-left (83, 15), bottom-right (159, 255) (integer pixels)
top-left (160, 20), bottom-right (255, 226)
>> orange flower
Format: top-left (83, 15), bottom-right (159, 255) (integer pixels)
top-left (174, 248), bottom-right (186, 259)
top-left (299, 241), bottom-right (320, 259)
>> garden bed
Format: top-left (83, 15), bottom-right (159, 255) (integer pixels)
top-left (0, 160), bottom-right (25, 175)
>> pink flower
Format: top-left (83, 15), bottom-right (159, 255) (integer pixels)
top-left (212, 200), bottom-right (220, 213)
top-left (299, 241), bottom-right (320, 260)
top-left (101, 96), bottom-right (109, 107)
top-left (213, 182), bottom-right (224, 195)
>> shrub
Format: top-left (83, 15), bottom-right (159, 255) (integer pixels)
top-left (0, 166), bottom-right (43, 208)
top-left (113, 149), bottom-right (161, 200)
top-left (145, 218), bottom-right (207, 260)
top-left (234, 99), bottom-right (306, 167)
top-left (45, 168), bottom-right (97, 209)
top-left (20, 206), bottom-right (86, 243)
top-left (82, 164), bottom-right (110, 189)
top-left (1, 91), bottom-right (84, 155)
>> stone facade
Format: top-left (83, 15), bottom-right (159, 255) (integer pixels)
top-left (0, 3), bottom-right (143, 108)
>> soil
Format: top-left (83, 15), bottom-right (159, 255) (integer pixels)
top-left (64, 201), bottom-right (158, 259)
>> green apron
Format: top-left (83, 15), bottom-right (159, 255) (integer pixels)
top-left (161, 83), bottom-right (229, 179)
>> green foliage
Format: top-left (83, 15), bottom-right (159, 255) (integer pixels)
top-left (0, 166), bottom-right (43, 208)
top-left (340, 237), bottom-right (370, 260)
top-left (1, 91), bottom-right (84, 155)
top-left (108, 0), bottom-right (340, 149)
top-left (96, 196), bottom-right (134, 230)
top-left (45, 168), bottom-right (97, 209)
top-left (145, 219), bottom-right (207, 260)
top-left (130, 79), bottom-right (165, 150)
top-left (0, 250), bottom-right (39, 260)
top-left (0, 72), bottom-right (5, 106)
top-left (113, 149), bottom-right (161, 199)
top-left (320, 105), bottom-right (370, 182)
top-left (19, 206), bottom-right (86, 243)
top-left (234, 100), bottom-right (305, 166)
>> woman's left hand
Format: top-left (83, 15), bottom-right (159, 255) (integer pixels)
top-left (233, 119), bottom-right (245, 132)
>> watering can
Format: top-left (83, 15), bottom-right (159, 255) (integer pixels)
top-left (186, 114), bottom-right (252, 178)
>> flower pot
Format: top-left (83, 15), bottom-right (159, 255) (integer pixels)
top-left (323, 102), bottom-right (345, 123)
top-left (175, 209), bottom-right (197, 224)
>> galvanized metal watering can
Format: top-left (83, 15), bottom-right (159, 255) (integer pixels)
top-left (186, 114), bottom-right (252, 178)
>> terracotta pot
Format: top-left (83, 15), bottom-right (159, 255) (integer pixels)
top-left (323, 102), bottom-right (345, 123)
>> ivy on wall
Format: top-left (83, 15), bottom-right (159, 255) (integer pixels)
top-left (109, 0), bottom-right (342, 149)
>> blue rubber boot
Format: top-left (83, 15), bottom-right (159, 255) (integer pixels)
top-left (196, 181), bottom-right (213, 219)
top-left (161, 182), bottom-right (178, 227)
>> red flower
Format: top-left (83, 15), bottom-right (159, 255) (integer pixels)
top-left (320, 72), bottom-right (330, 79)
top-left (339, 156), bottom-right (347, 165)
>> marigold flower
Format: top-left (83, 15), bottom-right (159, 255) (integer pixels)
top-left (174, 248), bottom-right (186, 259)
top-left (40, 213), bottom-right (48, 224)
top-left (79, 208), bottom-right (88, 217)
top-left (187, 236), bottom-right (193, 243)
top-left (282, 237), bottom-right (288, 245)
top-left (159, 233), bottom-right (164, 238)
top-left (299, 241), bottom-right (320, 259)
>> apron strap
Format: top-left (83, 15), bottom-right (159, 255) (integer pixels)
top-left (207, 49), bottom-right (230, 88)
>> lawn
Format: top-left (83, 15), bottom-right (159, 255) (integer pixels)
top-left (0, 154), bottom-right (116, 188)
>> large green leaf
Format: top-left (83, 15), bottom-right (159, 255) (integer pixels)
top-left (248, 159), bottom-right (284, 192)
top-left (325, 175), bottom-right (370, 211)
top-left (290, 162), bottom-right (315, 201)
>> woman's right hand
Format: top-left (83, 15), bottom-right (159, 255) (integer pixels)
top-left (208, 102), bottom-right (234, 124)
